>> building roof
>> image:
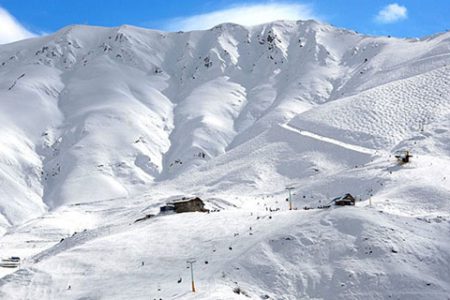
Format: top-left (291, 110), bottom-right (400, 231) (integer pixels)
top-left (332, 193), bottom-right (355, 202)
top-left (171, 197), bottom-right (203, 204)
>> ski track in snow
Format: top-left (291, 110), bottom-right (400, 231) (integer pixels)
top-left (281, 123), bottom-right (377, 155)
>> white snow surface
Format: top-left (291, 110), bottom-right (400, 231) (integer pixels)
top-left (0, 20), bottom-right (449, 299)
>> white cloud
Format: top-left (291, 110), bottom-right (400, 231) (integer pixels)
top-left (0, 6), bottom-right (36, 44)
top-left (375, 3), bottom-right (407, 24)
top-left (165, 2), bottom-right (318, 32)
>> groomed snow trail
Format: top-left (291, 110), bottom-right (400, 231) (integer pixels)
top-left (281, 123), bottom-right (378, 155)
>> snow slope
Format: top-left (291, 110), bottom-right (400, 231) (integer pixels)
top-left (0, 20), bottom-right (449, 299)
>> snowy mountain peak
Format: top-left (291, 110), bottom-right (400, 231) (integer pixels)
top-left (1, 20), bottom-right (450, 219)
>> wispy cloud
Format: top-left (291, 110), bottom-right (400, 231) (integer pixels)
top-left (375, 3), bottom-right (408, 24)
top-left (164, 2), bottom-right (318, 32)
top-left (0, 6), bottom-right (36, 44)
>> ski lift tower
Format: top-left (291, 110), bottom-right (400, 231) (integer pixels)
top-left (186, 259), bottom-right (196, 292)
top-left (286, 187), bottom-right (295, 210)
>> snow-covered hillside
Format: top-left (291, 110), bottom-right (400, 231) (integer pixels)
top-left (0, 20), bottom-right (449, 299)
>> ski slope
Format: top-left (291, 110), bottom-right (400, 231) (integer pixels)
top-left (0, 20), bottom-right (449, 299)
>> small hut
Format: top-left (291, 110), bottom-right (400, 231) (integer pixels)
top-left (172, 197), bottom-right (208, 213)
top-left (332, 193), bottom-right (356, 206)
top-left (395, 150), bottom-right (412, 164)
top-left (0, 257), bottom-right (20, 268)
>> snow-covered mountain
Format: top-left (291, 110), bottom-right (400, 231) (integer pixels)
top-left (0, 20), bottom-right (449, 299)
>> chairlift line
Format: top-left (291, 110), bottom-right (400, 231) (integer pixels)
top-left (286, 187), bottom-right (295, 210)
top-left (186, 259), bottom-right (196, 292)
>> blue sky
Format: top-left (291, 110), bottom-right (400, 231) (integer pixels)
top-left (0, 0), bottom-right (449, 44)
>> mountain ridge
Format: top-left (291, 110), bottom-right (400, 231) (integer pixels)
top-left (1, 19), bottom-right (450, 224)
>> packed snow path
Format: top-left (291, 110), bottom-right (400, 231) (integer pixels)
top-left (281, 123), bottom-right (377, 155)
